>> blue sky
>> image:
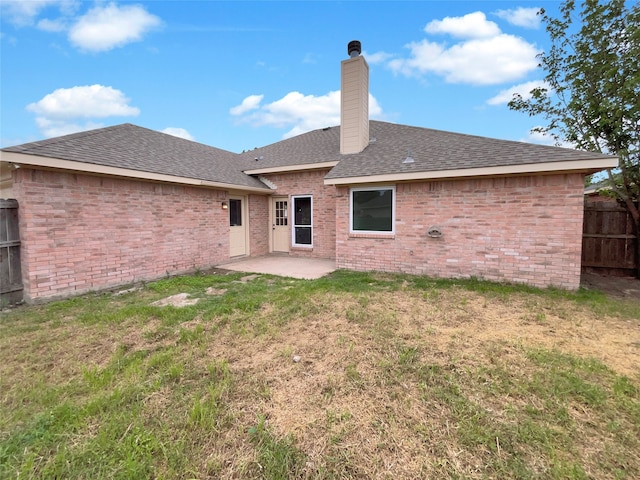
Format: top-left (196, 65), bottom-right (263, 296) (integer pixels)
top-left (1, 0), bottom-right (562, 153)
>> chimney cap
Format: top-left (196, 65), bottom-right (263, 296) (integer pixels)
top-left (348, 40), bottom-right (361, 58)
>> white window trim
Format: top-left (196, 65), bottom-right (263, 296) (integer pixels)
top-left (292, 195), bottom-right (313, 248)
top-left (350, 186), bottom-right (396, 235)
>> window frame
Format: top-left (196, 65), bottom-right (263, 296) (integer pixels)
top-left (349, 186), bottom-right (396, 234)
top-left (291, 195), bottom-right (313, 247)
top-left (275, 200), bottom-right (288, 226)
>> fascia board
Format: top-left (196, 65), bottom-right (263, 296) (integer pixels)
top-left (323, 157), bottom-right (619, 185)
top-left (0, 151), bottom-right (271, 193)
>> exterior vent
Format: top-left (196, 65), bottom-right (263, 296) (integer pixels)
top-left (348, 40), bottom-right (361, 58)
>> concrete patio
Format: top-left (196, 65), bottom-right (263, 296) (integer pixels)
top-left (218, 255), bottom-right (336, 280)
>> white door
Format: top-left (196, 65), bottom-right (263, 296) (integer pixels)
top-left (229, 197), bottom-right (247, 257)
top-left (272, 197), bottom-right (289, 253)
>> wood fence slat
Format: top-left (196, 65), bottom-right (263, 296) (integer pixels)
top-left (583, 234), bottom-right (636, 239)
top-left (0, 199), bottom-right (23, 304)
top-left (582, 198), bottom-right (638, 275)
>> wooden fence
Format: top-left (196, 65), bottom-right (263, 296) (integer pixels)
top-left (0, 199), bottom-right (23, 305)
top-left (582, 198), bottom-right (638, 276)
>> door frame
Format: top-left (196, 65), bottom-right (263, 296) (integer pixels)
top-left (270, 195), bottom-right (290, 253)
top-left (291, 194), bottom-right (313, 248)
top-left (229, 195), bottom-right (249, 257)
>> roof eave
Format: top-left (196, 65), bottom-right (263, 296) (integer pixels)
top-left (323, 157), bottom-right (618, 185)
top-left (0, 151), bottom-right (271, 193)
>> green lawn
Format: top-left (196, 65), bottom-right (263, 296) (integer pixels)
top-left (1, 270), bottom-right (639, 479)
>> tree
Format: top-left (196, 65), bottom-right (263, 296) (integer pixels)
top-left (509, 0), bottom-right (640, 277)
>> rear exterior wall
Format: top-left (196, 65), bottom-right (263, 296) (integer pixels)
top-left (335, 173), bottom-right (586, 290)
top-left (262, 169), bottom-right (337, 259)
top-left (13, 168), bottom-right (230, 302)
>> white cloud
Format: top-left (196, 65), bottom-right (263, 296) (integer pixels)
top-left (486, 80), bottom-right (548, 105)
top-left (363, 50), bottom-right (394, 65)
top-left (161, 127), bottom-right (195, 141)
top-left (390, 35), bottom-right (538, 85)
top-left (425, 11), bottom-right (501, 39)
top-left (37, 18), bottom-right (66, 32)
top-left (229, 94), bottom-right (264, 116)
top-left (495, 7), bottom-right (541, 29)
top-left (27, 85), bottom-right (140, 119)
top-left (68, 2), bottom-right (161, 52)
top-left (232, 90), bottom-right (383, 139)
top-left (2, 1), bottom-right (161, 52)
top-left (34, 117), bottom-right (104, 138)
top-left (1, 32), bottom-right (18, 46)
top-left (27, 84), bottom-right (139, 137)
top-left (521, 128), bottom-right (574, 148)
top-left (0, 0), bottom-right (77, 26)
top-left (385, 11), bottom-right (539, 86)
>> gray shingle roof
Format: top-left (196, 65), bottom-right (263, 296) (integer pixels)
top-left (238, 126), bottom-right (342, 169)
top-left (237, 121), bottom-right (613, 179)
top-left (2, 121), bottom-right (615, 189)
top-left (2, 124), bottom-right (269, 190)
top-left (327, 121), bottom-right (613, 179)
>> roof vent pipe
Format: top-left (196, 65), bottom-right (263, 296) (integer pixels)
top-left (348, 40), bottom-right (361, 58)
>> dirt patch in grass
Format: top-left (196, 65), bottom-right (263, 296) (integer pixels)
top-left (582, 271), bottom-right (640, 299)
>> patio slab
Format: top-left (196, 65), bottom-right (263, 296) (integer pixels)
top-left (218, 255), bottom-right (336, 280)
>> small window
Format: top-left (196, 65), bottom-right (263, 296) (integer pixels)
top-left (351, 187), bottom-right (395, 233)
top-left (275, 200), bottom-right (288, 226)
top-left (229, 199), bottom-right (242, 226)
top-left (292, 195), bottom-right (312, 246)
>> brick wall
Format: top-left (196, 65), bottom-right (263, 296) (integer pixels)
top-left (262, 169), bottom-right (337, 259)
top-left (336, 173), bottom-right (586, 290)
top-left (13, 169), bottom-right (230, 301)
top-left (248, 194), bottom-right (269, 256)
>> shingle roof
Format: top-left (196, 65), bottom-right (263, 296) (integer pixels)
top-left (237, 121), bottom-right (613, 179)
top-left (2, 121), bottom-right (615, 189)
top-left (2, 123), bottom-right (268, 190)
top-left (237, 126), bottom-right (342, 170)
top-left (328, 122), bottom-right (613, 179)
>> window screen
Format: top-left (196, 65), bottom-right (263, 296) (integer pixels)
top-left (293, 196), bottom-right (312, 246)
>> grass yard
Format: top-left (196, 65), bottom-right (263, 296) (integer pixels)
top-left (1, 270), bottom-right (639, 479)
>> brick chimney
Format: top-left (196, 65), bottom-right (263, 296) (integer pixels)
top-left (340, 40), bottom-right (369, 155)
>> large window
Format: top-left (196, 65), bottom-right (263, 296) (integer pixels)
top-left (351, 187), bottom-right (395, 233)
top-left (292, 195), bottom-right (312, 246)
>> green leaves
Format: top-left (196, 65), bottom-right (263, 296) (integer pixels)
top-left (509, 0), bottom-right (640, 276)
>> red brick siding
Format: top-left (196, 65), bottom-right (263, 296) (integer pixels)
top-left (13, 169), bottom-right (230, 301)
top-left (248, 194), bottom-right (269, 256)
top-left (336, 174), bottom-right (585, 290)
top-left (261, 170), bottom-right (336, 259)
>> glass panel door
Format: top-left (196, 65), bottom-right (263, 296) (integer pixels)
top-left (272, 198), bottom-right (289, 253)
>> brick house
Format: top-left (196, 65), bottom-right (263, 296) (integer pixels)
top-left (0, 41), bottom-right (617, 302)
